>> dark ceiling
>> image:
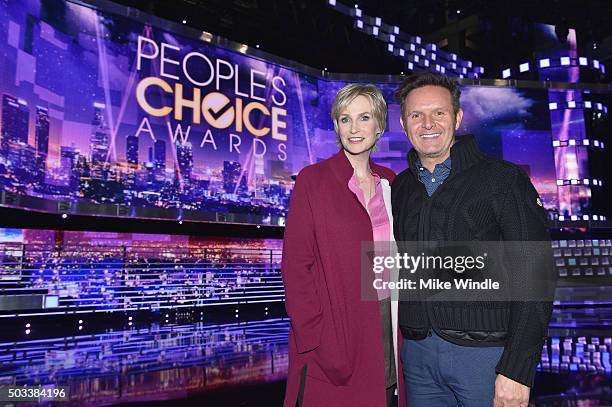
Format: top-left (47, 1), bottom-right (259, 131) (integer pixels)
top-left (109, 0), bottom-right (612, 80)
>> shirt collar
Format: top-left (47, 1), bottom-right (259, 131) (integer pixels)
top-left (416, 156), bottom-right (452, 172)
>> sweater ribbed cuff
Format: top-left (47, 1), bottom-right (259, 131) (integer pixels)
top-left (495, 348), bottom-right (540, 387)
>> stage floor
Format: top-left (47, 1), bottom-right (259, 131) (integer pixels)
top-left (2, 313), bottom-right (612, 406)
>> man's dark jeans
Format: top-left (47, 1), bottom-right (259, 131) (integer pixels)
top-left (401, 331), bottom-right (504, 406)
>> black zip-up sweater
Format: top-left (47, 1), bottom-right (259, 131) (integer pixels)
top-left (391, 134), bottom-right (555, 387)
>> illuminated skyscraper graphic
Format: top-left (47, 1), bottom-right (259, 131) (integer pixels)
top-left (223, 161), bottom-right (241, 193)
top-left (1, 94), bottom-right (29, 153)
top-left (154, 139), bottom-right (166, 183)
top-left (7, 142), bottom-right (36, 181)
top-left (126, 135), bottom-right (139, 165)
top-left (60, 145), bottom-right (80, 190)
top-left (254, 155), bottom-right (266, 201)
top-left (124, 135), bottom-right (139, 191)
top-left (89, 103), bottom-right (110, 180)
top-left (176, 142), bottom-right (193, 185)
top-left (35, 106), bottom-right (49, 183)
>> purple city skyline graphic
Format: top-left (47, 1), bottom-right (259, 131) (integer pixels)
top-left (0, 0), bottom-right (561, 225)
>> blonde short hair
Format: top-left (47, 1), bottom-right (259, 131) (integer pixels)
top-left (331, 83), bottom-right (387, 138)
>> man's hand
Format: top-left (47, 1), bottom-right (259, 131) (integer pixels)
top-left (493, 374), bottom-right (530, 407)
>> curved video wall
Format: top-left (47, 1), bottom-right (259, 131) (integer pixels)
top-left (0, 0), bottom-right (558, 225)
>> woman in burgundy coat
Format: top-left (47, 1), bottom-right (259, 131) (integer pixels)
top-left (282, 84), bottom-right (406, 407)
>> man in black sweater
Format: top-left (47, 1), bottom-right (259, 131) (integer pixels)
top-left (392, 73), bottom-right (555, 407)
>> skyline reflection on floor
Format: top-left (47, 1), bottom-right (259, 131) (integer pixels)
top-left (1, 230), bottom-right (612, 405)
top-left (0, 318), bottom-right (288, 406)
top-left (1, 317), bottom-right (612, 405)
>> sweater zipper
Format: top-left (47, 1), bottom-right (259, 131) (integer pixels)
top-left (418, 198), bottom-right (430, 241)
top-left (416, 170), bottom-right (458, 335)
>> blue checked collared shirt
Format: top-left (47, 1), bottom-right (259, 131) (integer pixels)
top-left (417, 156), bottom-right (452, 196)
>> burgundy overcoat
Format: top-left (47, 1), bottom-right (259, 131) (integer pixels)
top-left (282, 150), bottom-right (406, 407)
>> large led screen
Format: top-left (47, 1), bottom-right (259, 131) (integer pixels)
top-left (0, 0), bottom-right (558, 226)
